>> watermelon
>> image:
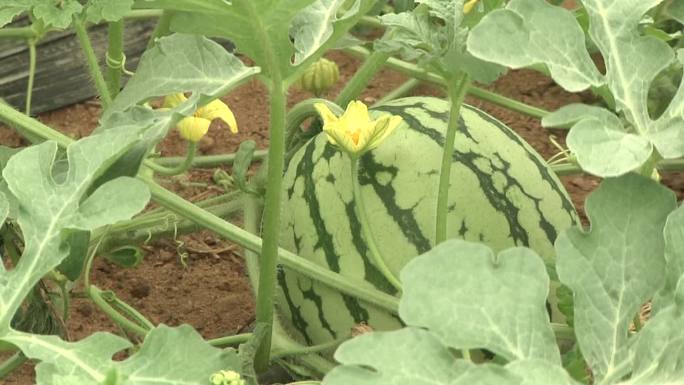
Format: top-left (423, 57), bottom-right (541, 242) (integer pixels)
top-left (277, 97), bottom-right (577, 346)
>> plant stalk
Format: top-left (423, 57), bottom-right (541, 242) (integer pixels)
top-left (0, 352), bottom-right (27, 379)
top-left (335, 50), bottom-right (390, 108)
top-left (146, 10), bottom-right (175, 48)
top-left (436, 73), bottom-right (471, 244)
top-left (253, 74), bottom-right (287, 371)
top-left (72, 17), bottom-right (112, 109)
top-left (153, 149), bottom-right (268, 168)
top-left (145, 141), bottom-right (198, 176)
top-left (374, 78), bottom-right (421, 106)
top-left (105, 20), bottom-right (124, 98)
top-left (25, 40), bottom-right (37, 115)
top-left (344, 46), bottom-right (550, 120)
top-left (351, 158), bottom-right (402, 291)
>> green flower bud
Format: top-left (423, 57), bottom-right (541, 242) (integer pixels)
top-left (298, 58), bottom-right (340, 96)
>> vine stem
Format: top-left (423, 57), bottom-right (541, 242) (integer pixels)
top-left (374, 78), bottom-right (421, 106)
top-left (153, 149), bottom-right (268, 168)
top-left (335, 50), bottom-right (390, 107)
top-left (0, 352), bottom-right (27, 379)
top-left (436, 73), bottom-right (471, 244)
top-left (25, 40), bottom-right (36, 115)
top-left (351, 158), bottom-right (402, 291)
top-left (144, 141), bottom-right (198, 176)
top-left (344, 46), bottom-right (550, 120)
top-left (106, 20), bottom-right (124, 98)
top-left (254, 73), bottom-right (287, 372)
top-left (72, 17), bottom-right (112, 109)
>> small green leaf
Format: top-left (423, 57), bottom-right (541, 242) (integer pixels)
top-left (85, 0), bottom-right (134, 23)
top-left (0, 1), bottom-right (29, 28)
top-left (0, 192), bottom-right (8, 228)
top-left (108, 34), bottom-right (260, 115)
top-left (556, 173), bottom-right (677, 382)
top-left (467, 0), bottom-right (603, 92)
top-left (32, 0), bottom-right (83, 29)
top-left (400, 240), bottom-right (560, 363)
top-left (56, 230), bottom-right (90, 281)
top-left (103, 245), bottom-right (144, 269)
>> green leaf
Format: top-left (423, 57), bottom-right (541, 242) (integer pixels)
top-left (400, 240), bottom-right (560, 363)
top-left (32, 0), bottom-right (83, 29)
top-left (505, 359), bottom-right (581, 385)
top-left (4, 325), bottom-right (238, 385)
top-left (108, 33), bottom-right (260, 115)
top-left (102, 245), bottom-right (144, 269)
top-left (0, 1), bottom-right (30, 28)
top-left (56, 230), bottom-right (91, 281)
top-left (324, 327), bottom-right (520, 385)
top-left (291, 0), bottom-right (361, 65)
top-left (0, 128), bottom-right (150, 332)
top-left (149, 0), bottom-right (378, 79)
top-left (85, 0), bottom-right (134, 23)
top-left (653, 204), bottom-right (684, 312)
top-left (555, 173), bottom-right (677, 382)
top-left (377, 1), bottom-right (505, 83)
top-left (470, 0), bottom-right (684, 177)
top-left (667, 0), bottom-right (684, 24)
top-left (0, 192), bottom-right (8, 228)
top-left (466, 0), bottom-right (603, 92)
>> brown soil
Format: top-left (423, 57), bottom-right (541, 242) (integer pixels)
top-left (1, 49), bottom-right (682, 384)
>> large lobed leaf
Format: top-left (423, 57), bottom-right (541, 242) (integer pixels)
top-left (468, 0), bottom-right (684, 177)
top-left (324, 173), bottom-right (684, 385)
top-left (0, 127), bottom-right (150, 332)
top-left (136, 0), bottom-right (373, 80)
top-left (3, 325), bottom-right (238, 384)
top-left (376, 0), bottom-right (505, 83)
top-left (556, 174), bottom-right (676, 382)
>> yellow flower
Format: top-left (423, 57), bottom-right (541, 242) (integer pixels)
top-left (464, 0), bottom-right (479, 14)
top-left (163, 93), bottom-right (238, 142)
top-left (314, 101), bottom-right (402, 158)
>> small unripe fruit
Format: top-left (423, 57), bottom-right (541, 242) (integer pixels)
top-left (298, 58), bottom-right (340, 96)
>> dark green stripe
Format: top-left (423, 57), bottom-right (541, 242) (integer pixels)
top-left (374, 102), bottom-right (533, 246)
top-left (297, 280), bottom-right (337, 339)
top-left (277, 268), bottom-right (312, 345)
top-left (294, 140), bottom-right (371, 324)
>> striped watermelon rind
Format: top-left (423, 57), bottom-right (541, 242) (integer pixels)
top-left (277, 96), bottom-right (577, 346)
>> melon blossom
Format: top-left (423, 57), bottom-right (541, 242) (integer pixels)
top-left (163, 93), bottom-right (238, 142)
top-left (314, 100), bottom-right (403, 158)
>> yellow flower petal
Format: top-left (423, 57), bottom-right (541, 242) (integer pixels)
top-left (464, 0), bottom-right (479, 14)
top-left (324, 123), bottom-right (359, 154)
top-left (344, 100), bottom-right (371, 125)
top-left (198, 99), bottom-right (239, 133)
top-left (163, 93), bottom-right (187, 109)
top-left (177, 116), bottom-right (211, 142)
top-left (314, 103), bottom-right (339, 126)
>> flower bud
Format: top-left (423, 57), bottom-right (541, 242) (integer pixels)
top-left (298, 58), bottom-right (340, 96)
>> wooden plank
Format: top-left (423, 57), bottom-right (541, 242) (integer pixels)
top-left (0, 19), bottom-right (156, 114)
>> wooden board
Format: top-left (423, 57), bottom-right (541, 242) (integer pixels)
top-left (0, 19), bottom-right (156, 114)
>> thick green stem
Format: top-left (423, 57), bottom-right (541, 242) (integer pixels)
top-left (72, 17), bottom-right (112, 109)
top-left (344, 46), bottom-right (550, 120)
top-left (145, 141), bottom-right (198, 176)
top-left (0, 27), bottom-right (36, 39)
top-left (88, 286), bottom-right (149, 337)
top-left (335, 50), bottom-right (390, 107)
top-left (153, 150), bottom-right (268, 168)
top-left (254, 75), bottom-right (287, 371)
top-left (143, 178), bottom-right (400, 314)
top-left (146, 10), bottom-right (175, 48)
top-left (0, 352), bottom-right (27, 379)
top-left (351, 158), bottom-right (402, 291)
top-left (436, 73), bottom-right (471, 244)
top-left (106, 21), bottom-right (124, 98)
top-left (374, 78), bottom-right (421, 106)
top-left (25, 40), bottom-right (37, 115)
top-left (208, 333), bottom-right (253, 347)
